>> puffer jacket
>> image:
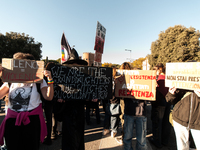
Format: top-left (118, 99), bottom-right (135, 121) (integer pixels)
top-left (166, 89), bottom-right (200, 130)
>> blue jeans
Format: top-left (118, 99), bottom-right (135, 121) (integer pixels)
top-left (123, 114), bottom-right (147, 150)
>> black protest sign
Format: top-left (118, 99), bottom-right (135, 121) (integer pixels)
top-left (47, 63), bottom-right (112, 100)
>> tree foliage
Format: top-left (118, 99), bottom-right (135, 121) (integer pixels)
top-left (42, 59), bottom-right (60, 67)
top-left (0, 32), bottom-right (42, 62)
top-left (148, 25), bottom-right (200, 68)
top-left (131, 57), bottom-right (146, 69)
top-left (102, 63), bottom-right (120, 68)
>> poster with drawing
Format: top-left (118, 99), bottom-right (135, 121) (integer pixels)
top-left (165, 62), bottom-right (200, 90)
top-left (2, 58), bottom-right (44, 83)
top-left (115, 69), bottom-right (156, 101)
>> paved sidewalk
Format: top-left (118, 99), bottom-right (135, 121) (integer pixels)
top-left (99, 132), bottom-right (152, 150)
top-left (0, 101), bottom-right (190, 150)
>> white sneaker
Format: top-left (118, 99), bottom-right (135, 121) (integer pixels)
top-left (111, 131), bottom-right (117, 138)
top-left (115, 137), bottom-right (123, 144)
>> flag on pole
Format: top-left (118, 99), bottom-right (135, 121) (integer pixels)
top-left (61, 33), bottom-right (71, 64)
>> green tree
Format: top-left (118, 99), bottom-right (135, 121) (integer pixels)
top-left (148, 25), bottom-right (200, 68)
top-left (0, 32), bottom-right (42, 62)
top-left (102, 62), bottom-right (113, 68)
top-left (102, 63), bottom-right (120, 68)
top-left (57, 58), bottom-right (61, 64)
top-left (131, 57), bottom-right (146, 69)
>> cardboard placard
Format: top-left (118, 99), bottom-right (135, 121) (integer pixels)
top-left (165, 62), bottom-right (200, 90)
top-left (48, 63), bottom-right (112, 100)
top-left (94, 21), bottom-right (106, 54)
top-left (94, 51), bottom-right (102, 63)
top-left (2, 58), bottom-right (44, 83)
top-left (115, 70), bottom-right (156, 101)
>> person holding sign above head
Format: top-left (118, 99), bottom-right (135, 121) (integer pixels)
top-left (166, 83), bottom-right (200, 148)
top-left (59, 48), bottom-right (88, 150)
top-left (0, 52), bottom-right (54, 150)
top-left (149, 63), bottom-right (171, 148)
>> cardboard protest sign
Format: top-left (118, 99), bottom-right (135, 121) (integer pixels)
top-left (165, 62), bottom-right (200, 90)
top-left (2, 58), bottom-right (44, 83)
top-left (94, 51), bottom-right (102, 63)
top-left (47, 63), bottom-right (112, 100)
top-left (94, 21), bottom-right (106, 54)
top-left (115, 69), bottom-right (156, 101)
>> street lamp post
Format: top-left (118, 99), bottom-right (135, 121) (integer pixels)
top-left (125, 49), bottom-right (132, 62)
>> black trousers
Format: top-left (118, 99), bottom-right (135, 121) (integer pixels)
top-left (62, 103), bottom-right (85, 150)
top-left (43, 101), bottom-right (53, 140)
top-left (85, 101), bottom-right (100, 124)
top-left (4, 115), bottom-right (40, 150)
top-left (151, 102), bottom-right (172, 146)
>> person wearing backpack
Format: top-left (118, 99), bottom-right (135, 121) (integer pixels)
top-left (0, 52), bottom-right (54, 150)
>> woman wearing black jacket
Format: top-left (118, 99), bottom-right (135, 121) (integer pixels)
top-left (166, 87), bottom-right (200, 150)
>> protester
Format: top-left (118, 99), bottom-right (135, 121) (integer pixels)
top-left (102, 67), bottom-right (121, 138)
top-left (52, 85), bottom-right (64, 140)
top-left (85, 63), bottom-right (101, 125)
top-left (0, 71), bottom-right (3, 113)
top-left (0, 98), bottom-right (1, 113)
top-left (85, 99), bottom-right (101, 125)
top-left (149, 63), bottom-right (171, 148)
top-left (0, 71), bottom-right (7, 150)
top-left (115, 63), bottom-right (147, 150)
top-left (0, 94), bottom-right (8, 150)
top-left (115, 62), bottom-right (131, 144)
top-left (0, 52), bottom-right (54, 150)
top-left (166, 86), bottom-right (200, 149)
top-left (41, 66), bottom-right (54, 145)
top-left (123, 99), bottom-right (147, 150)
top-left (58, 48), bottom-right (88, 150)
top-left (43, 97), bottom-right (53, 145)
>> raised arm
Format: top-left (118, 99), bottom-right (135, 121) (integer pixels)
top-left (165, 87), bottom-right (186, 105)
top-left (41, 70), bottom-right (54, 101)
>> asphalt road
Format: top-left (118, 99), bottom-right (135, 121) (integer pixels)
top-left (0, 101), bottom-right (179, 150)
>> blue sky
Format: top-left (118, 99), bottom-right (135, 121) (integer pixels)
top-left (1, 0), bottom-right (200, 65)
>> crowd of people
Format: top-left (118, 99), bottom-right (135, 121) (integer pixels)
top-left (0, 50), bottom-right (199, 150)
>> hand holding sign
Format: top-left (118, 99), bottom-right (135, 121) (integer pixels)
top-left (169, 87), bottom-right (176, 95)
top-left (43, 70), bottom-right (52, 80)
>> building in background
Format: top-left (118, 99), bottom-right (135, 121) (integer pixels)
top-left (82, 52), bottom-right (94, 66)
top-left (142, 58), bottom-right (150, 70)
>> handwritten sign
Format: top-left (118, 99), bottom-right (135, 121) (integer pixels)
top-left (2, 58), bottom-right (44, 83)
top-left (48, 63), bottom-right (112, 100)
top-left (165, 62), bottom-right (200, 90)
top-left (94, 51), bottom-right (102, 63)
top-left (115, 70), bottom-right (156, 101)
top-left (94, 21), bottom-right (106, 54)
